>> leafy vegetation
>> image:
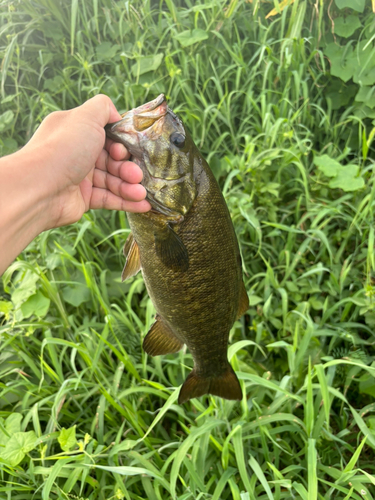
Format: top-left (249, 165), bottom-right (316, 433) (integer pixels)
top-left (1, 0), bottom-right (375, 498)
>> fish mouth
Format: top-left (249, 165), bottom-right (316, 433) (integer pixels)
top-left (105, 94), bottom-right (167, 153)
top-left (130, 93), bottom-right (166, 117)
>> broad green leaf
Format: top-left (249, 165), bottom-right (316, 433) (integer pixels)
top-left (0, 414), bottom-right (21, 446)
top-left (314, 154), bottom-right (341, 177)
top-left (334, 16), bottom-right (361, 37)
top-left (328, 165), bottom-right (364, 192)
top-left (21, 291), bottom-right (50, 318)
top-left (0, 300), bottom-right (13, 319)
top-left (354, 67), bottom-right (375, 87)
top-left (335, 0), bottom-right (365, 13)
top-left (95, 42), bottom-right (119, 61)
top-left (355, 87), bottom-right (375, 109)
top-left (58, 426), bottom-right (77, 452)
top-left (62, 284), bottom-right (90, 307)
top-left (0, 110), bottom-right (14, 132)
top-left (249, 295), bottom-right (263, 306)
top-left (5, 413), bottom-right (22, 435)
top-left (359, 373), bottom-right (375, 397)
top-left (11, 271), bottom-right (39, 305)
top-left (131, 53), bottom-right (163, 76)
top-left (309, 298), bottom-right (324, 310)
top-left (1, 93), bottom-right (19, 104)
top-left (174, 29), bottom-right (209, 47)
top-left (352, 39), bottom-right (375, 86)
top-left (110, 439), bottom-right (139, 456)
top-left (325, 80), bottom-right (357, 109)
top-left (0, 431), bottom-right (37, 466)
top-left (0, 137), bottom-right (18, 155)
top-left (43, 75), bottom-right (64, 92)
top-left (324, 43), bottom-right (356, 82)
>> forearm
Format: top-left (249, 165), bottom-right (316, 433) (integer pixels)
top-left (0, 148), bottom-right (51, 276)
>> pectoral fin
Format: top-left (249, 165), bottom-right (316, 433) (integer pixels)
top-left (236, 281), bottom-right (249, 319)
top-left (154, 224), bottom-right (189, 272)
top-left (123, 233), bottom-right (134, 257)
top-left (143, 316), bottom-right (184, 355)
top-left (121, 237), bottom-right (141, 281)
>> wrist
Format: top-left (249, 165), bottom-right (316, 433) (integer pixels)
top-left (0, 147), bottom-right (52, 275)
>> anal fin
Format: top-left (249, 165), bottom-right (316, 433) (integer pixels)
top-left (236, 280), bottom-right (249, 319)
top-left (143, 316), bottom-right (184, 356)
top-left (178, 363), bottom-right (242, 404)
top-left (122, 236), bottom-right (141, 281)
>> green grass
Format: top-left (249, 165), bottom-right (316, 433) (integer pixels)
top-left (1, 0), bottom-right (375, 498)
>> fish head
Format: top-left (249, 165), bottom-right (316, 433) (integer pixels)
top-left (105, 94), bottom-right (198, 216)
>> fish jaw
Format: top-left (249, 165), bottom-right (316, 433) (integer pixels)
top-left (105, 94), bottom-right (167, 159)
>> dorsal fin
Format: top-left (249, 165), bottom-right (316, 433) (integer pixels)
top-left (236, 281), bottom-right (249, 319)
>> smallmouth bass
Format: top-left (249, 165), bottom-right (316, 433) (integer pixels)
top-left (105, 94), bottom-right (248, 404)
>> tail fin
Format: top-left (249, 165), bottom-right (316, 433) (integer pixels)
top-left (178, 364), bottom-right (242, 404)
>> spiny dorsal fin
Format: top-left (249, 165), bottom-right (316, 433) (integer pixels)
top-left (143, 316), bottom-right (184, 356)
top-left (236, 280), bottom-right (249, 319)
top-left (154, 224), bottom-right (189, 272)
top-left (178, 364), bottom-right (242, 404)
top-left (121, 237), bottom-right (141, 281)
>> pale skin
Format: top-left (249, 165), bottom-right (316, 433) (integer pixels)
top-left (0, 94), bottom-right (151, 276)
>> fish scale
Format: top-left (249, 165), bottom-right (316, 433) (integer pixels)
top-left (105, 94), bottom-right (249, 404)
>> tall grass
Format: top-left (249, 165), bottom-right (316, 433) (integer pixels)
top-left (1, 1), bottom-right (375, 499)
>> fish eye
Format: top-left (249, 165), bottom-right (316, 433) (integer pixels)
top-left (170, 132), bottom-right (185, 149)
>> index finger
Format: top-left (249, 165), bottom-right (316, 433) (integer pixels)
top-left (107, 140), bottom-right (130, 161)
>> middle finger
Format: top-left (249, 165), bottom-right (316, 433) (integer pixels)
top-left (93, 168), bottom-right (147, 201)
top-left (96, 149), bottom-right (143, 183)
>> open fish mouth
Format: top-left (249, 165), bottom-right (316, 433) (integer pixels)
top-left (105, 94), bottom-right (167, 153)
top-left (130, 93), bottom-right (166, 118)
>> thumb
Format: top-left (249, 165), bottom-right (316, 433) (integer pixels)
top-left (79, 94), bottom-right (122, 127)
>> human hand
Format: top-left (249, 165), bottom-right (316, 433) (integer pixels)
top-left (0, 94), bottom-right (152, 275)
top-left (24, 94), bottom-right (151, 229)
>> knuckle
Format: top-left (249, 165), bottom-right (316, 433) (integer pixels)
top-left (94, 93), bottom-right (110, 104)
top-left (43, 110), bottom-right (67, 126)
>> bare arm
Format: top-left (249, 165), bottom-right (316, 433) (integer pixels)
top-left (0, 94), bottom-right (150, 276)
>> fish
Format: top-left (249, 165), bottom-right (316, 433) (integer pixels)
top-left (105, 94), bottom-right (249, 404)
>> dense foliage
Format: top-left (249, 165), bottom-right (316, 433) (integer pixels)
top-left (1, 0), bottom-right (375, 498)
